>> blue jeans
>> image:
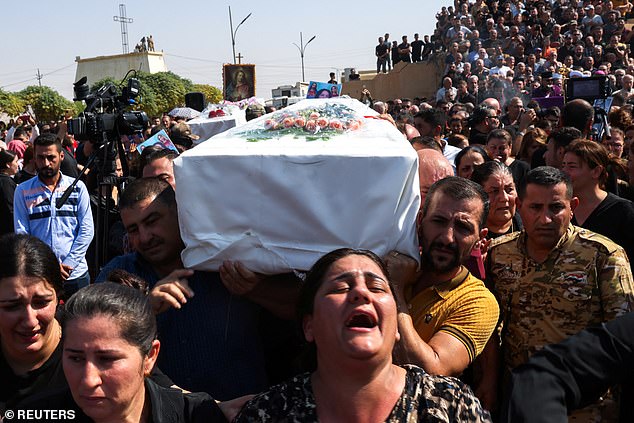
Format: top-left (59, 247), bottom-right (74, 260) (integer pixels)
top-left (377, 57), bottom-right (387, 73)
top-left (64, 271), bottom-right (90, 299)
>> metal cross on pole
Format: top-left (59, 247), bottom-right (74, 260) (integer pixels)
top-left (113, 3), bottom-right (134, 54)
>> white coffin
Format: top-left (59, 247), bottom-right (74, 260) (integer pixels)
top-left (174, 98), bottom-right (420, 274)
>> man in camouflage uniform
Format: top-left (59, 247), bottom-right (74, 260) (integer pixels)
top-left (482, 167), bottom-right (633, 421)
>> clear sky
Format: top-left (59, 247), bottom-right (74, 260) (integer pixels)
top-left (1, 0), bottom-right (451, 102)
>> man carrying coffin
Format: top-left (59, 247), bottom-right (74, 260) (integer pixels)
top-left (97, 177), bottom-right (299, 400)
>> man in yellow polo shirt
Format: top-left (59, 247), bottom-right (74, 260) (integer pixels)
top-left (392, 176), bottom-right (499, 377)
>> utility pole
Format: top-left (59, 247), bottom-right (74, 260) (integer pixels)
top-left (36, 68), bottom-right (43, 88)
top-left (293, 32), bottom-right (316, 83)
top-left (229, 6), bottom-right (252, 64)
top-left (113, 3), bottom-right (134, 54)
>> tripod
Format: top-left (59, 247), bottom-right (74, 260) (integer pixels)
top-left (57, 130), bottom-right (130, 273)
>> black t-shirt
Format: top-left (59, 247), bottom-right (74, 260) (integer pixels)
top-left (14, 169), bottom-right (36, 185)
top-left (0, 174), bottom-right (16, 236)
top-left (61, 152), bottom-right (79, 178)
top-left (0, 343), bottom-right (66, 415)
top-left (469, 128), bottom-right (488, 146)
top-left (398, 42), bottom-right (411, 60)
top-left (411, 40), bottom-right (424, 57)
top-left (376, 43), bottom-right (388, 57)
top-left (509, 158), bottom-right (530, 190)
top-left (572, 193), bottom-right (634, 271)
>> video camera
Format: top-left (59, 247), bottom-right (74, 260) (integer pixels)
top-left (565, 76), bottom-right (611, 103)
top-left (68, 75), bottom-right (148, 144)
top-left (565, 76), bottom-right (613, 140)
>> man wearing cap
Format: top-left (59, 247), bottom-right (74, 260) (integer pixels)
top-left (582, 4), bottom-right (603, 31)
top-left (169, 122), bottom-right (199, 150)
top-left (489, 55), bottom-right (511, 76)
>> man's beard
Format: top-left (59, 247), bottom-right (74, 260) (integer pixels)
top-left (421, 240), bottom-right (461, 273)
top-left (38, 168), bottom-right (56, 178)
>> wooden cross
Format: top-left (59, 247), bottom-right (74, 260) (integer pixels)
top-left (236, 53), bottom-right (244, 64)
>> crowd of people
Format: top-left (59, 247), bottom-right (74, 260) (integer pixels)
top-left (1, 0), bottom-right (634, 422)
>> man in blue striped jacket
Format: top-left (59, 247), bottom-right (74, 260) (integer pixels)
top-left (14, 133), bottom-right (94, 297)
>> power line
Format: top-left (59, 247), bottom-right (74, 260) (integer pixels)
top-left (41, 63), bottom-right (75, 77)
top-left (0, 63), bottom-right (75, 90)
top-left (164, 53), bottom-right (224, 64)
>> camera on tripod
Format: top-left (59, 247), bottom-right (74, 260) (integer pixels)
top-left (68, 75), bottom-right (148, 144)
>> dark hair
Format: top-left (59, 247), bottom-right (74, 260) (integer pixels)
top-left (470, 105), bottom-right (493, 126)
top-left (414, 108), bottom-right (447, 130)
top-left (517, 128), bottom-right (547, 162)
top-left (411, 135), bottom-right (443, 153)
top-left (561, 99), bottom-right (594, 133)
top-left (487, 128), bottom-right (513, 145)
top-left (298, 248), bottom-right (391, 322)
top-left (446, 133), bottom-right (468, 148)
top-left (565, 140), bottom-right (624, 188)
top-left (33, 132), bottom-right (62, 152)
top-left (61, 283), bottom-right (156, 355)
top-left (23, 145), bottom-right (34, 164)
top-left (140, 146), bottom-right (178, 171)
top-left (316, 89), bottom-right (331, 98)
top-left (13, 127), bottom-right (28, 140)
top-left (547, 126), bottom-right (583, 150)
top-left (471, 160), bottom-right (514, 186)
top-left (608, 107), bottom-right (633, 131)
top-left (518, 166), bottom-right (573, 199)
top-left (107, 269), bottom-right (149, 296)
top-left (454, 145), bottom-right (492, 169)
top-left (0, 233), bottom-right (63, 296)
top-left (119, 177), bottom-right (175, 211)
top-left (422, 176), bottom-right (490, 229)
top-left (0, 149), bottom-right (17, 172)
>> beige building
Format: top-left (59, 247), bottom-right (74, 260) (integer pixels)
top-left (341, 58), bottom-right (444, 102)
top-left (74, 51), bottom-right (168, 86)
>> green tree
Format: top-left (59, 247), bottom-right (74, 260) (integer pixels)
top-left (90, 71), bottom-right (222, 118)
top-left (18, 86), bottom-right (76, 122)
top-left (0, 89), bottom-right (25, 116)
top-left (192, 84), bottom-right (223, 105)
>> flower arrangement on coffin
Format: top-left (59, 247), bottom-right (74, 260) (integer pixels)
top-left (237, 102), bottom-right (364, 142)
